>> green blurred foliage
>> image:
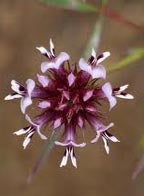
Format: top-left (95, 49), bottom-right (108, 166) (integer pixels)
top-left (41, 0), bottom-right (96, 12)
top-left (108, 49), bottom-right (144, 74)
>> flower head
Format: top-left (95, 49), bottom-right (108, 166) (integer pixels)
top-left (5, 39), bottom-right (134, 167)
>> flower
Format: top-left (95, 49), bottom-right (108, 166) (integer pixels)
top-left (5, 39), bottom-right (134, 167)
top-left (5, 79), bottom-right (35, 113)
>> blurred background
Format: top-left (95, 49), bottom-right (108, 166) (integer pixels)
top-left (0, 0), bottom-right (144, 195)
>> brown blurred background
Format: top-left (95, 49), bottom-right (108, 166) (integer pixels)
top-left (0, 0), bottom-right (144, 196)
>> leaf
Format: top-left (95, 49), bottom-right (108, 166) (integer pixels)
top-left (39, 0), bottom-right (144, 33)
top-left (108, 48), bottom-right (144, 74)
top-left (27, 130), bottom-right (60, 183)
top-left (41, 0), bottom-right (96, 12)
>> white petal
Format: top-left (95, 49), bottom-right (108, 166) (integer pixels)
top-left (37, 129), bottom-right (47, 140)
top-left (36, 46), bottom-right (49, 57)
top-left (60, 148), bottom-right (69, 167)
top-left (26, 79), bottom-right (35, 97)
top-left (91, 132), bottom-right (101, 143)
top-left (38, 101), bottom-right (51, 108)
top-left (102, 137), bottom-right (109, 154)
top-left (55, 52), bottom-right (70, 69)
top-left (11, 80), bottom-right (21, 94)
top-left (91, 48), bottom-right (96, 58)
top-left (70, 148), bottom-right (77, 168)
top-left (23, 132), bottom-right (34, 149)
top-left (37, 74), bottom-right (49, 87)
top-left (13, 128), bottom-right (30, 135)
top-left (97, 51), bottom-right (110, 65)
top-left (49, 38), bottom-right (55, 56)
top-left (25, 114), bottom-right (37, 126)
top-left (116, 94), bottom-right (134, 99)
top-left (109, 135), bottom-right (120, 142)
top-left (20, 97), bottom-right (32, 114)
top-left (4, 94), bottom-right (22, 100)
top-left (91, 65), bottom-right (106, 79)
top-left (119, 84), bottom-right (129, 92)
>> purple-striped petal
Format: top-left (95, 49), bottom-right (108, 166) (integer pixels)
top-left (97, 51), bottom-right (110, 65)
top-left (102, 136), bottom-right (109, 154)
top-left (60, 148), bottom-right (69, 167)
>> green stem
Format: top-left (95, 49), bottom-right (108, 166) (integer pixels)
top-left (108, 49), bottom-right (144, 74)
top-left (27, 130), bottom-right (60, 183)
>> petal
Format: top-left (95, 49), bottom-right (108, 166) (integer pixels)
top-left (49, 38), bottom-right (55, 56)
top-left (70, 147), bottom-right (77, 168)
top-left (91, 48), bottom-right (96, 58)
top-left (11, 80), bottom-right (24, 94)
top-left (38, 101), bottom-right (51, 108)
top-left (83, 90), bottom-right (93, 102)
top-left (26, 79), bottom-right (35, 97)
top-left (118, 84), bottom-right (129, 92)
top-left (104, 131), bottom-right (120, 142)
top-left (55, 141), bottom-right (86, 148)
top-left (20, 96), bottom-right (32, 114)
top-left (91, 132), bottom-right (101, 143)
top-left (37, 74), bottom-right (49, 87)
top-left (4, 94), bottom-right (22, 100)
top-left (91, 65), bottom-right (106, 79)
top-left (25, 114), bottom-right (37, 127)
top-left (97, 51), bottom-right (110, 65)
top-left (37, 129), bottom-right (47, 140)
top-left (36, 46), bottom-right (49, 58)
top-left (13, 127), bottom-right (31, 135)
top-left (97, 122), bottom-right (114, 133)
top-left (60, 148), bottom-right (69, 167)
top-left (102, 82), bottom-right (117, 110)
top-left (70, 141), bottom-right (86, 148)
top-left (115, 93), bottom-right (134, 99)
top-left (79, 58), bottom-right (92, 75)
top-left (23, 131), bottom-right (34, 149)
top-left (55, 141), bottom-right (67, 147)
top-left (77, 116), bottom-right (84, 128)
top-left (54, 118), bottom-right (62, 129)
top-left (41, 61), bottom-right (55, 73)
top-left (55, 52), bottom-right (70, 69)
top-left (68, 72), bottom-right (76, 86)
top-left (102, 137), bottom-right (109, 154)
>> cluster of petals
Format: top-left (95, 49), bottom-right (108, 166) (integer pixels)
top-left (5, 39), bottom-right (134, 168)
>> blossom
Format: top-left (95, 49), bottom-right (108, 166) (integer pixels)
top-left (5, 39), bottom-right (134, 167)
top-left (5, 79), bottom-right (35, 113)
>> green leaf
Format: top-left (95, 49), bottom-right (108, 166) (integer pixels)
top-left (27, 130), bottom-right (60, 183)
top-left (41, 0), bottom-right (96, 12)
top-left (108, 48), bottom-right (144, 74)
